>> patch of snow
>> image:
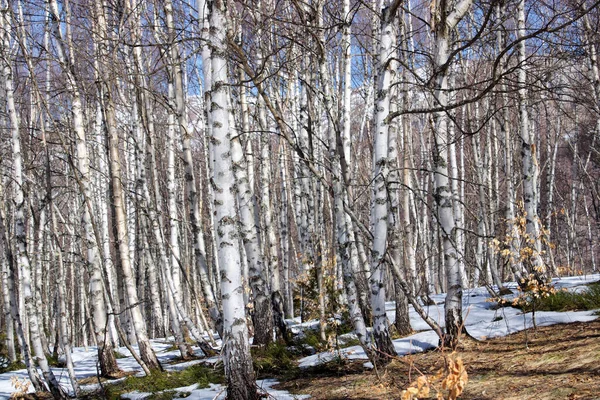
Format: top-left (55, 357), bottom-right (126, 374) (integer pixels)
top-left (297, 274), bottom-right (600, 368)
top-left (0, 335), bottom-right (307, 399)
top-left (297, 330), bottom-right (439, 368)
top-left (2, 274), bottom-right (598, 397)
top-left (121, 379), bottom-right (308, 400)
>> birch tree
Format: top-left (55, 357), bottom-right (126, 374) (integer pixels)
top-left (44, 0), bottom-right (122, 376)
top-left (517, 0), bottom-right (546, 281)
top-left (430, 0), bottom-right (472, 348)
top-left (234, 82), bottom-right (274, 346)
top-left (209, 0), bottom-right (257, 397)
top-left (1, 8), bottom-right (67, 397)
top-left (92, 0), bottom-right (161, 371)
top-left (369, 0), bottom-right (402, 362)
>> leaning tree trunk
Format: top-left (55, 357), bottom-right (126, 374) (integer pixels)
top-left (92, 0), bottom-right (161, 372)
top-left (1, 14), bottom-right (66, 397)
top-left (0, 177), bottom-right (45, 392)
top-left (45, 0), bottom-right (122, 375)
top-left (330, 91), bottom-right (371, 353)
top-left (104, 94), bottom-right (161, 371)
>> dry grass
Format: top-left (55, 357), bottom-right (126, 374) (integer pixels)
top-left (276, 319), bottom-right (600, 399)
top-left (77, 370), bottom-right (137, 385)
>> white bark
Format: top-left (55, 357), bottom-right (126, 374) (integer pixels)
top-left (92, 0), bottom-right (161, 371)
top-left (517, 0), bottom-right (545, 279)
top-left (497, 3), bottom-right (526, 283)
top-left (279, 142), bottom-right (294, 319)
top-left (1, 252), bottom-right (16, 362)
top-left (387, 16), bottom-right (411, 337)
top-left (198, 0), bottom-right (221, 300)
top-left (235, 81), bottom-right (275, 345)
top-left (330, 83), bottom-right (371, 352)
top-left (209, 1), bottom-right (257, 397)
top-left (1, 10), bottom-right (66, 395)
top-left (431, 0), bottom-right (472, 348)
top-left (44, 0), bottom-right (123, 374)
top-left (0, 179), bottom-right (44, 391)
top-left (253, 0), bottom-right (286, 339)
top-left (447, 69), bottom-right (467, 288)
top-left (165, 0), bottom-right (222, 336)
top-left (50, 204), bottom-right (80, 396)
top-left (340, 0), bottom-right (352, 184)
top-left (369, 2), bottom-right (400, 361)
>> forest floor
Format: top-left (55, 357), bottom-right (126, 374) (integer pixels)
top-left (275, 319), bottom-right (600, 399)
top-left (3, 275), bottom-right (599, 399)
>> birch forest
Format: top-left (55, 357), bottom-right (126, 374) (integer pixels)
top-left (0, 0), bottom-right (600, 398)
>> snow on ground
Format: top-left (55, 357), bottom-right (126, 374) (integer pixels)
top-left (0, 338), bottom-right (303, 399)
top-left (120, 379), bottom-right (309, 400)
top-left (298, 274), bottom-right (600, 368)
top-left (1, 274), bottom-right (598, 398)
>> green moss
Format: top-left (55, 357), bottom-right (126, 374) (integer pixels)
top-left (0, 334), bottom-right (25, 373)
top-left (46, 353), bottom-right (65, 368)
top-left (113, 350), bottom-right (128, 359)
top-left (82, 364), bottom-right (223, 399)
top-left (295, 329), bottom-right (326, 352)
top-left (252, 342), bottom-right (298, 377)
top-left (336, 337), bottom-right (360, 349)
top-left (146, 390), bottom-right (192, 400)
top-left (0, 360), bottom-right (26, 373)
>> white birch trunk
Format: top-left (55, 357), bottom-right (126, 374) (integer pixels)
top-left (447, 69), bottom-right (467, 288)
top-left (209, 1), bottom-right (257, 397)
top-left (431, 0), bottom-right (472, 348)
top-left (33, 206), bottom-right (49, 354)
top-left (197, 0), bottom-right (222, 300)
top-left (0, 180), bottom-right (44, 391)
top-left (235, 81), bottom-right (275, 345)
top-left (49, 203), bottom-right (80, 396)
top-left (252, 0), bottom-right (286, 339)
top-left (1, 12), bottom-right (66, 394)
top-left (44, 0), bottom-right (122, 374)
top-left (387, 18), bottom-right (411, 337)
top-left (1, 252), bottom-right (16, 362)
top-left (91, 0), bottom-right (161, 371)
top-left (498, 2), bottom-right (526, 283)
top-left (331, 90), bottom-right (371, 352)
top-left (517, 0), bottom-right (546, 279)
top-left (279, 142), bottom-right (294, 319)
top-left (369, 3), bottom-right (400, 362)
top-left (162, 0), bottom-right (222, 336)
top-left (340, 0), bottom-right (352, 184)
top-left (105, 99), bottom-right (161, 371)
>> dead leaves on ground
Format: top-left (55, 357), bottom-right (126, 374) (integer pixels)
top-left (401, 353), bottom-right (468, 400)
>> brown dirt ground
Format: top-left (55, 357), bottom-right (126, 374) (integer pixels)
top-left (275, 319), bottom-right (600, 399)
